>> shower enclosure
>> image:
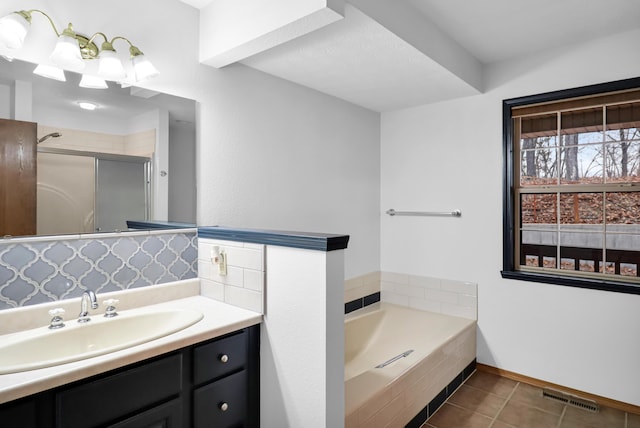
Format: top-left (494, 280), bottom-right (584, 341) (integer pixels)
top-left (37, 148), bottom-right (150, 235)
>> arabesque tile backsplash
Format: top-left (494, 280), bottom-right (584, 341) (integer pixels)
top-left (0, 230), bottom-right (197, 310)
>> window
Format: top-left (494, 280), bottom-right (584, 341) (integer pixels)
top-left (502, 78), bottom-right (640, 294)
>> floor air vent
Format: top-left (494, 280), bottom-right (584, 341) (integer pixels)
top-left (542, 387), bottom-right (599, 413)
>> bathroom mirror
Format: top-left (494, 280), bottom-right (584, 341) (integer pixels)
top-left (0, 57), bottom-right (196, 237)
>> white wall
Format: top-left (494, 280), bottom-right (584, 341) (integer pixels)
top-left (262, 246), bottom-right (345, 427)
top-left (0, 0), bottom-right (381, 279)
top-left (169, 121), bottom-right (196, 223)
top-left (0, 84), bottom-right (10, 118)
top-left (196, 64), bottom-right (380, 279)
top-left (0, 80), bottom-right (32, 121)
top-left (381, 28), bottom-right (640, 406)
top-left (33, 105), bottom-right (136, 135)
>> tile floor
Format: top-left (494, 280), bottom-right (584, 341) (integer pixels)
top-left (422, 371), bottom-right (640, 428)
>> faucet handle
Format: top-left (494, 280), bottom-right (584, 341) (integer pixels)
top-left (103, 299), bottom-right (119, 318)
top-left (48, 308), bottom-right (65, 329)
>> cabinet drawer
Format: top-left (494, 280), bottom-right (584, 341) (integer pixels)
top-left (194, 370), bottom-right (247, 428)
top-left (193, 330), bottom-right (247, 384)
top-left (56, 353), bottom-right (182, 428)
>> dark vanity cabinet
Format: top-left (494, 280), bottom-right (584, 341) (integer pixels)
top-left (0, 325), bottom-right (260, 428)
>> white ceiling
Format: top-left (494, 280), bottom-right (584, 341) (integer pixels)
top-left (241, 5), bottom-right (478, 112)
top-left (179, 0), bottom-right (212, 9)
top-left (407, 0), bottom-right (640, 64)
top-left (183, 0), bottom-right (640, 112)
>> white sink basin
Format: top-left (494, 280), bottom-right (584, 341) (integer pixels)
top-left (0, 308), bottom-right (203, 374)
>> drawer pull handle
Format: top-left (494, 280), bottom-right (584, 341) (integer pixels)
top-left (220, 402), bottom-right (229, 412)
top-left (220, 354), bottom-right (229, 363)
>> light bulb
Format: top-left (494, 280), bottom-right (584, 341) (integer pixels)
top-left (98, 49), bottom-right (126, 81)
top-left (132, 54), bottom-right (159, 82)
top-left (50, 33), bottom-right (85, 72)
top-left (79, 74), bottom-right (108, 89)
top-left (33, 64), bottom-right (66, 82)
top-left (0, 12), bottom-right (30, 50)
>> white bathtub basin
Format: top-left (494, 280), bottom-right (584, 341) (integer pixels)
top-left (344, 302), bottom-right (477, 427)
top-left (0, 308), bottom-right (203, 374)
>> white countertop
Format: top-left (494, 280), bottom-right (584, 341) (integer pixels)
top-left (0, 280), bottom-right (263, 404)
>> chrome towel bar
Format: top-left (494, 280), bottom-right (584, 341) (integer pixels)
top-left (375, 350), bottom-right (414, 368)
top-left (386, 209), bottom-right (462, 217)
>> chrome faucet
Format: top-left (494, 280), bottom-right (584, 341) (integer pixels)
top-left (78, 290), bottom-right (98, 323)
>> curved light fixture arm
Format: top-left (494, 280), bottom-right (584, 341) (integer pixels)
top-left (84, 34), bottom-right (142, 58)
top-left (110, 36), bottom-right (133, 47)
top-left (78, 31), bottom-right (109, 59)
top-left (109, 36), bottom-right (144, 57)
top-left (15, 9), bottom-right (96, 59)
top-left (21, 9), bottom-right (62, 37)
top-left (85, 31), bottom-right (109, 49)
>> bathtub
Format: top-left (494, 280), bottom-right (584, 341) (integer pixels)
top-left (344, 302), bottom-right (476, 427)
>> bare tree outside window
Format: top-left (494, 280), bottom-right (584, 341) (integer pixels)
top-left (513, 100), bottom-right (640, 284)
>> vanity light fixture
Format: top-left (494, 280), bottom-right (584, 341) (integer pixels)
top-left (0, 9), bottom-right (159, 86)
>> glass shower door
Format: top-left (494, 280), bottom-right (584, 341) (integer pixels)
top-left (95, 158), bottom-right (149, 232)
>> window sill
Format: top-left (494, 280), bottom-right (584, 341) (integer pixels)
top-left (500, 270), bottom-right (640, 295)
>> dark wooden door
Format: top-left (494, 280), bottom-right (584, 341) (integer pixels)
top-left (0, 118), bottom-right (37, 236)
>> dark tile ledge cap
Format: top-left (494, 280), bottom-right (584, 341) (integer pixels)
top-left (197, 226), bottom-right (349, 252)
top-left (127, 220), bottom-right (196, 230)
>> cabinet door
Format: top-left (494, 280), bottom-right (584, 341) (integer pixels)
top-left (194, 370), bottom-right (247, 428)
top-left (0, 397), bottom-right (39, 428)
top-left (56, 353), bottom-right (183, 428)
top-left (0, 391), bottom-right (54, 428)
top-left (108, 398), bottom-right (181, 428)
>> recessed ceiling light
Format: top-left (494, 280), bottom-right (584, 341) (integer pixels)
top-left (77, 101), bottom-right (98, 111)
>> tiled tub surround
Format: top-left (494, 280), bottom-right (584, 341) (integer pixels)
top-left (345, 302), bottom-right (477, 427)
top-left (345, 271), bottom-right (381, 313)
top-left (344, 272), bottom-right (477, 321)
top-left (380, 272), bottom-right (478, 320)
top-left (198, 238), bottom-right (265, 313)
top-left (0, 230), bottom-right (198, 310)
